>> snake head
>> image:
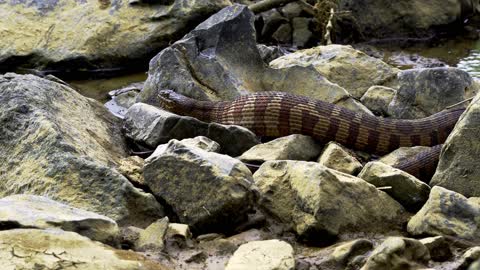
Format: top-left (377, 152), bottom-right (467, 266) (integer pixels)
top-left (157, 89), bottom-right (178, 111)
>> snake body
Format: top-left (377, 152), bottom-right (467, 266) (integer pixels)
top-left (158, 90), bottom-right (464, 178)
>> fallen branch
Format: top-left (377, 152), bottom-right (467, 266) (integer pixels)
top-left (248, 0), bottom-right (299, 14)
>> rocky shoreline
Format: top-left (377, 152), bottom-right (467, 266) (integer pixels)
top-left (2, 1), bottom-right (480, 270)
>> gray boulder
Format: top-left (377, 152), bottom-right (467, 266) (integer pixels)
top-left (139, 5), bottom-right (365, 113)
top-left (430, 92), bottom-right (480, 197)
top-left (0, 74), bottom-right (163, 227)
top-left (360, 85), bottom-right (397, 116)
top-left (0, 195), bottom-right (119, 244)
top-left (124, 103), bottom-right (259, 157)
top-left (0, 0), bottom-right (231, 74)
top-left (358, 161), bottom-right (430, 211)
top-left (387, 68), bottom-right (473, 119)
top-left (144, 140), bottom-right (256, 233)
top-left (407, 186), bottom-right (480, 242)
top-left (270, 45), bottom-right (399, 99)
top-left (253, 161), bottom-right (407, 241)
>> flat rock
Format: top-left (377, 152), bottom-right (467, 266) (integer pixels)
top-left (0, 0), bottom-right (230, 74)
top-left (407, 186), bottom-right (480, 242)
top-left (238, 134), bottom-right (323, 163)
top-left (387, 67), bottom-right (473, 119)
top-left (144, 140), bottom-right (256, 233)
top-left (124, 103), bottom-right (259, 157)
top-left (430, 92), bottom-right (480, 197)
top-left (270, 45), bottom-right (399, 98)
top-left (360, 237), bottom-right (430, 270)
top-left (0, 74), bottom-right (163, 227)
top-left (358, 161), bottom-right (430, 211)
top-left (317, 142), bottom-right (363, 175)
top-left (253, 161), bottom-right (407, 241)
top-left (225, 240), bottom-right (295, 270)
top-left (0, 229), bottom-right (169, 270)
top-left (0, 195), bottom-right (119, 244)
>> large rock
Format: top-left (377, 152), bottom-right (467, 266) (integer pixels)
top-left (253, 161), bottom-right (407, 241)
top-left (225, 240), bottom-right (295, 270)
top-left (139, 5), bottom-right (366, 113)
top-left (0, 229), bottom-right (169, 270)
top-left (360, 237), bottom-right (430, 270)
top-left (407, 186), bottom-right (480, 242)
top-left (360, 85), bottom-right (397, 116)
top-left (336, 0), bottom-right (478, 42)
top-left (358, 161), bottom-right (430, 211)
top-left (124, 103), bottom-right (259, 157)
top-left (144, 140), bottom-right (256, 233)
top-left (0, 0), bottom-right (231, 75)
top-left (0, 195), bottom-right (119, 244)
top-left (430, 92), bottom-right (480, 197)
top-left (387, 68), bottom-right (473, 119)
top-left (0, 74), bottom-right (163, 227)
top-left (270, 45), bottom-right (400, 99)
top-left (238, 134), bottom-right (323, 164)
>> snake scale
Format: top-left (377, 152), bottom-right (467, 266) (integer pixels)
top-left (157, 90), bottom-right (465, 180)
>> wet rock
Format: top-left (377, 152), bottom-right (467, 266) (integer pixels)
top-left (430, 92), bottom-right (480, 197)
top-left (336, 0), bottom-right (478, 42)
top-left (144, 140), bottom-right (256, 233)
top-left (408, 186), bottom-right (480, 242)
top-left (239, 135), bottom-right (323, 164)
top-left (124, 103), bottom-right (259, 157)
top-left (225, 240), bottom-right (295, 270)
top-left (137, 217), bottom-right (170, 252)
top-left (358, 161), bottom-right (430, 211)
top-left (0, 74), bottom-right (163, 227)
top-left (360, 237), bottom-right (430, 270)
top-left (0, 195), bottom-right (119, 245)
top-left (253, 161), bottom-right (407, 241)
top-left (331, 239), bottom-right (374, 266)
top-left (140, 5), bottom-right (361, 111)
top-left (360, 85), bottom-right (397, 116)
top-left (387, 68), bottom-right (473, 119)
top-left (0, 229), bottom-right (169, 270)
top-left (0, 0), bottom-right (230, 74)
top-left (105, 82), bottom-right (143, 118)
top-left (292, 18), bottom-right (313, 48)
top-left (419, 236), bottom-right (452, 261)
top-left (270, 45), bottom-right (400, 98)
top-left (118, 156), bottom-right (146, 186)
top-left (459, 247), bottom-right (480, 270)
top-left (317, 142), bottom-right (363, 175)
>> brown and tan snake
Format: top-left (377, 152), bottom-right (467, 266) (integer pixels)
top-left (157, 90), bottom-right (465, 180)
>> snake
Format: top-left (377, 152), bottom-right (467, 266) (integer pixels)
top-left (157, 90), bottom-right (465, 180)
